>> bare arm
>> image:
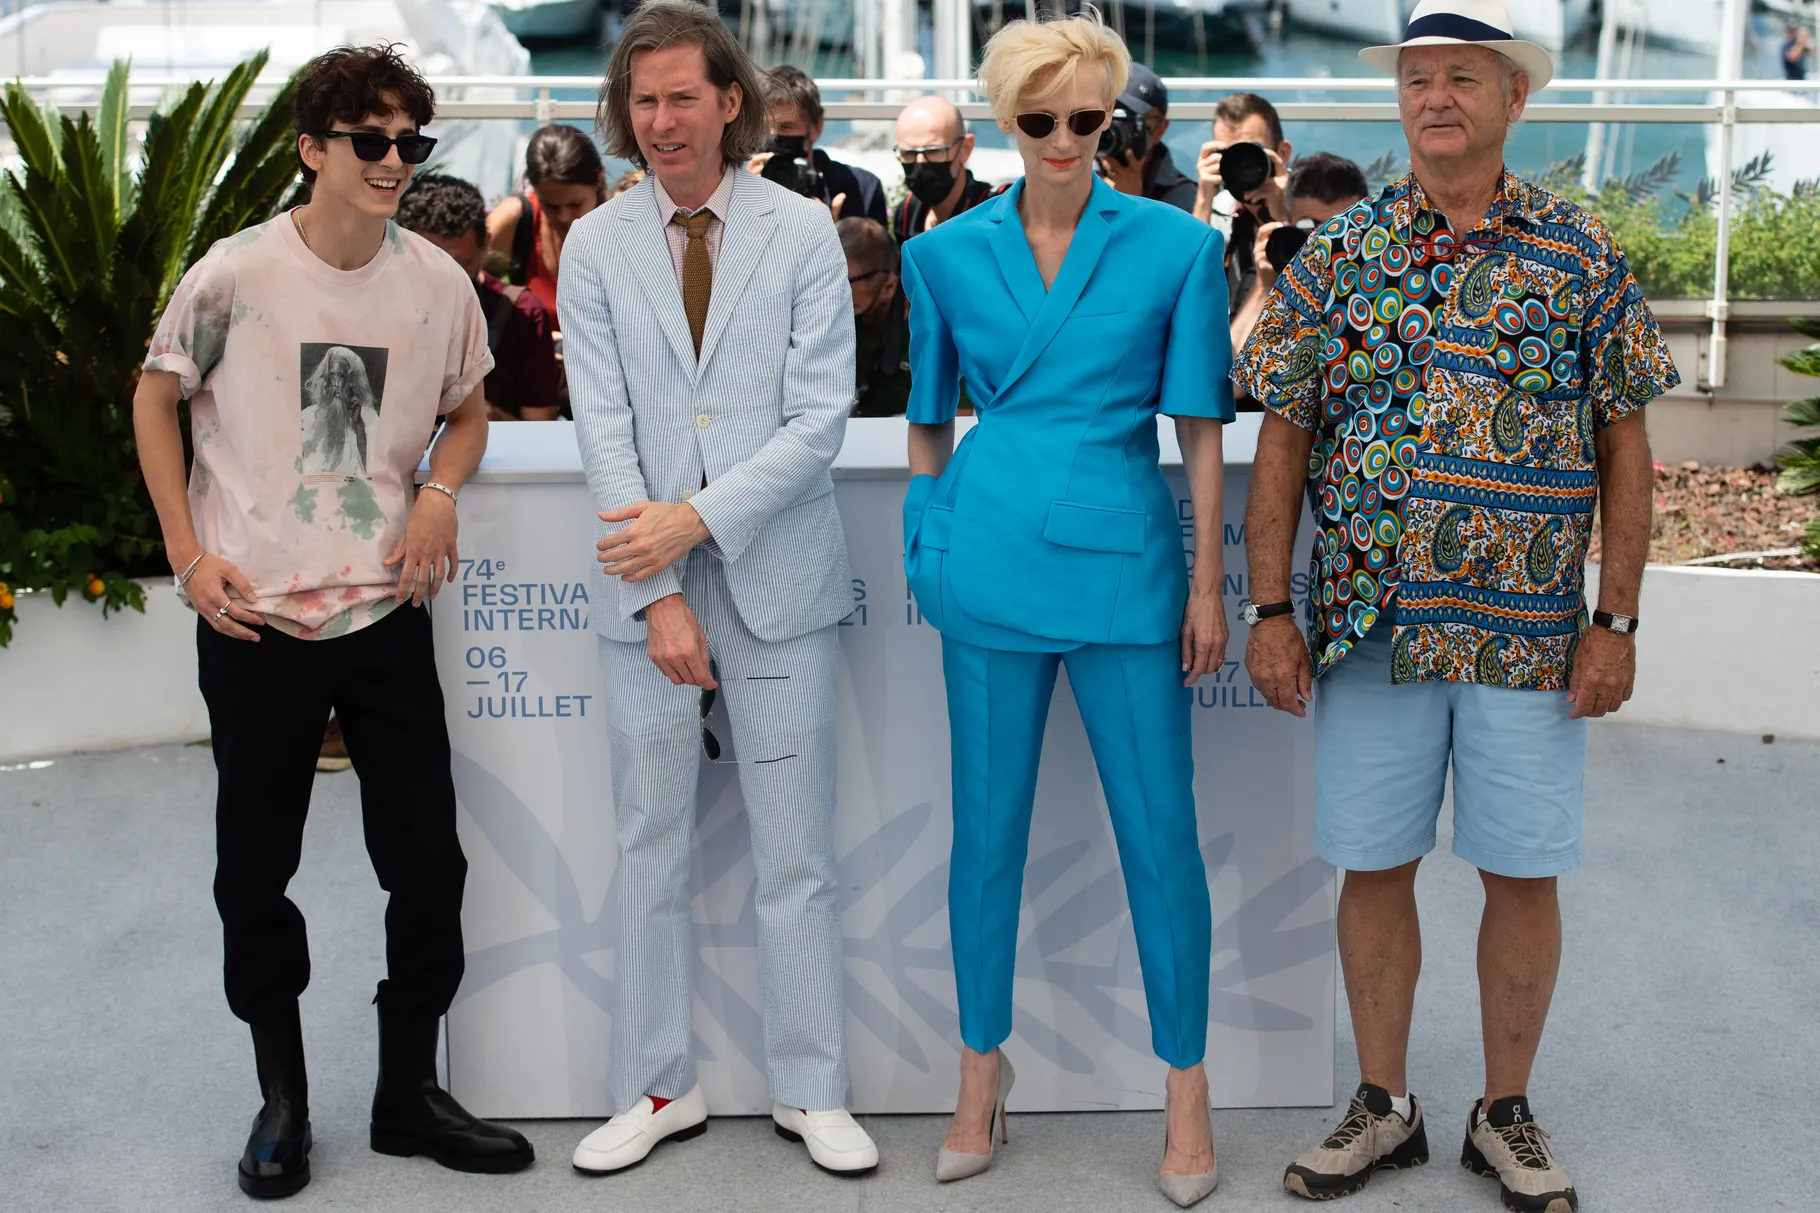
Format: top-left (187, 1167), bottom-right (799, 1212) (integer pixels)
top-left (485, 195), bottom-right (524, 257)
top-left (133, 370), bottom-right (201, 573)
top-left (908, 420), bottom-right (956, 480)
top-left (1244, 411), bottom-right (1317, 715)
top-left (1591, 409), bottom-right (1651, 617)
top-left (1176, 416), bottom-right (1229, 684)
top-left (426, 386), bottom-right (489, 492)
top-left (1246, 412), bottom-right (1315, 604)
top-left (385, 386), bottom-right (489, 605)
top-left (132, 369), bottom-right (265, 639)
top-left (1569, 408), bottom-right (1651, 718)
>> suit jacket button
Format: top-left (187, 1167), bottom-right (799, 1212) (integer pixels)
top-left (696, 414), bottom-right (712, 428)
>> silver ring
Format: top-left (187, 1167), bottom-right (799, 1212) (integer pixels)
top-left (214, 603), bottom-right (232, 621)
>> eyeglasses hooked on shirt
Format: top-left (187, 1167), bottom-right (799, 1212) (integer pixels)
top-left (1411, 219), bottom-right (1505, 263)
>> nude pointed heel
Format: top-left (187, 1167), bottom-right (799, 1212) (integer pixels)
top-left (935, 1050), bottom-right (1016, 1182)
top-left (1158, 1087), bottom-right (1219, 1207)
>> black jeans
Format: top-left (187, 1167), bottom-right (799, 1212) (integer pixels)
top-left (197, 603), bottom-right (467, 1025)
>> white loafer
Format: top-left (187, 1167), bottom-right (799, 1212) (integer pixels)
top-left (772, 1104), bottom-right (880, 1174)
top-left (572, 1084), bottom-right (708, 1174)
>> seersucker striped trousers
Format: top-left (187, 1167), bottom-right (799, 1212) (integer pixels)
top-left (595, 555), bottom-right (847, 1113)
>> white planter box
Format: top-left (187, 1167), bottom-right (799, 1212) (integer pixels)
top-left (0, 578), bottom-right (208, 764)
top-left (1589, 563), bottom-right (1820, 740)
top-left (2, 562), bottom-right (1815, 762)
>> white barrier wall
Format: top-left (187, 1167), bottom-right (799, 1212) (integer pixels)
top-left (1586, 563), bottom-right (1820, 740)
top-left (434, 419), bottom-right (1337, 1118)
top-left (0, 580), bottom-right (210, 764)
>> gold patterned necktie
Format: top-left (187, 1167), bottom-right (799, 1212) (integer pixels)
top-left (673, 208), bottom-right (714, 357)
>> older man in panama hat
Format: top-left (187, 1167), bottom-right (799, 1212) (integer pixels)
top-left (1234, 2), bottom-right (1678, 1210)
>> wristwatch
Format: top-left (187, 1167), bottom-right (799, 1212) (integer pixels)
top-left (1591, 609), bottom-right (1639, 635)
top-left (1242, 600), bottom-right (1296, 627)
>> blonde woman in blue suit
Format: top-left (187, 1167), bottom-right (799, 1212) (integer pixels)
top-left (901, 9), bottom-right (1233, 1207)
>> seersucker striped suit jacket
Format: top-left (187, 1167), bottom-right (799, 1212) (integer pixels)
top-left (559, 168), bottom-right (856, 645)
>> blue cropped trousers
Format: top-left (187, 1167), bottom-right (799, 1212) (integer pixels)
top-left (941, 634), bottom-right (1212, 1068)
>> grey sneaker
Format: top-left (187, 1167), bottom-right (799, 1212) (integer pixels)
top-left (1284, 1083), bottom-right (1429, 1200)
top-left (1462, 1098), bottom-right (1578, 1213)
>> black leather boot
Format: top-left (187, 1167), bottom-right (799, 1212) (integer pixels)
top-left (369, 1007), bottom-right (534, 1173)
top-left (239, 1004), bottom-right (312, 1198)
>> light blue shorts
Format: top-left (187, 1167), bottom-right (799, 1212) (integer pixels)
top-left (1313, 622), bottom-right (1587, 879)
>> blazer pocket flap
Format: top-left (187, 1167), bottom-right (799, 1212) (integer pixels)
top-left (1043, 500), bottom-right (1145, 553)
top-left (922, 504), bottom-right (955, 551)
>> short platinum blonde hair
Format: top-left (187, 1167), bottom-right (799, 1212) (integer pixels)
top-left (976, 5), bottom-right (1132, 125)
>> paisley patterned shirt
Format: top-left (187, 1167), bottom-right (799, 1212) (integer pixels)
top-left (1233, 171), bottom-right (1678, 690)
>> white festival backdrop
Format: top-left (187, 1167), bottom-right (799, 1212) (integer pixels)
top-left (431, 419), bottom-right (1330, 1118)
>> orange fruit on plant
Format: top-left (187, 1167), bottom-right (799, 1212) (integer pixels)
top-left (88, 578), bottom-right (105, 597)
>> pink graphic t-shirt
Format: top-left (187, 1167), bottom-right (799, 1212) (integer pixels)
top-left (146, 216), bottom-right (492, 639)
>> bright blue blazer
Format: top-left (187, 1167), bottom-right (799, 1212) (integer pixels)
top-left (901, 175), bottom-right (1235, 650)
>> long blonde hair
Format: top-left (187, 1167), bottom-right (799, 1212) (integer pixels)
top-left (303, 346), bottom-right (377, 470)
top-left (976, 4), bottom-right (1131, 125)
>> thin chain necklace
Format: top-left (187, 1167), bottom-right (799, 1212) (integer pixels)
top-left (290, 206), bottom-right (312, 252)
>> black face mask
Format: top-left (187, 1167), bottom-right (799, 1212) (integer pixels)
top-left (903, 160), bottom-right (956, 208)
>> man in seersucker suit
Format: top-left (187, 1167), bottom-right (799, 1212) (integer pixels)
top-left (556, 0), bottom-right (876, 1180)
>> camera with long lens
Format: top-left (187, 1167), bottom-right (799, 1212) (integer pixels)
top-left (1265, 222), bottom-right (1312, 271)
top-left (1097, 103), bottom-right (1149, 163)
top-left (761, 134), bottom-right (825, 199)
top-left (1220, 140), bottom-right (1271, 202)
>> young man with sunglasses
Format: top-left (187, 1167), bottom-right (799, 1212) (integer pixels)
top-left (1235, 4), bottom-right (1676, 1207)
top-left (134, 43), bottom-right (534, 1199)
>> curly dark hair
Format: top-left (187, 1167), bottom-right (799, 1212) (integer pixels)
top-left (293, 43), bottom-right (436, 185)
top-left (395, 173), bottom-right (486, 242)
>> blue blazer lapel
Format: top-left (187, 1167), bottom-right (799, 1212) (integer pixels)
top-left (988, 180), bottom-right (1044, 326)
top-left (699, 169), bottom-right (779, 371)
top-left (996, 177), bottom-right (1124, 400)
top-left (619, 179), bottom-right (699, 376)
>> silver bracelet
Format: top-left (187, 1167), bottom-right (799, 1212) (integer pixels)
top-left (422, 481), bottom-right (459, 504)
top-left (176, 552), bottom-right (205, 587)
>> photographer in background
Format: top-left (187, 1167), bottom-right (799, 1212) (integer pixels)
top-left (1096, 63), bottom-right (1197, 211)
top-left (1194, 92), bottom-right (1294, 338)
top-left (399, 173), bottom-right (562, 422)
top-left (892, 94), bottom-right (998, 247)
top-left (750, 65), bottom-right (888, 224)
top-left (1230, 152), bottom-right (1369, 401)
top-left (840, 219), bottom-right (911, 417)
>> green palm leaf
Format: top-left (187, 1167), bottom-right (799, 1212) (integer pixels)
top-left (0, 55), bottom-right (306, 647)
top-left (97, 58), bottom-right (133, 213)
top-left (1780, 345), bottom-right (1820, 379)
top-left (1785, 396), bottom-right (1820, 429)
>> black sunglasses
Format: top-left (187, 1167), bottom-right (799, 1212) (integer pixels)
top-left (319, 130), bottom-right (438, 165)
top-left (698, 666), bottom-right (798, 765)
top-left (1014, 108), bottom-right (1107, 140)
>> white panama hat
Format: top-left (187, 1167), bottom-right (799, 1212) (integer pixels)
top-left (1359, 0), bottom-right (1556, 93)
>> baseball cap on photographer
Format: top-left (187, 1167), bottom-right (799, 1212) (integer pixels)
top-left (1359, 0), bottom-right (1555, 91)
top-left (1118, 63), bottom-right (1167, 116)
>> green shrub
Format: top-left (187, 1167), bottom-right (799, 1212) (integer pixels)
top-left (0, 54), bottom-right (301, 646)
top-left (1774, 317), bottom-right (1820, 559)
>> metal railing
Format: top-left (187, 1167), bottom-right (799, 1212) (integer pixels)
top-left (15, 71), bottom-right (1820, 391)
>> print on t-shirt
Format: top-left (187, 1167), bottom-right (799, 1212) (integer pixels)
top-left (299, 343), bottom-right (388, 475)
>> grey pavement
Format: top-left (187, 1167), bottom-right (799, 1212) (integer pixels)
top-left (1, 724), bottom-right (1814, 1213)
